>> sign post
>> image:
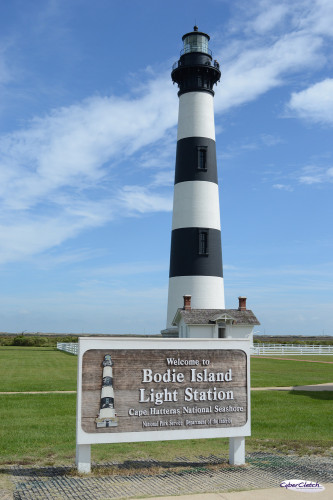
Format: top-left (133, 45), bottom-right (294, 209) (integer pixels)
top-left (76, 337), bottom-right (250, 473)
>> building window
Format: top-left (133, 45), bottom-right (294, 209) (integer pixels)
top-left (198, 229), bottom-right (208, 255)
top-left (218, 327), bottom-right (226, 338)
top-left (197, 146), bottom-right (207, 170)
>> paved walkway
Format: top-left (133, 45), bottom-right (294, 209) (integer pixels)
top-left (252, 382), bottom-right (333, 391)
top-left (132, 485), bottom-right (333, 499)
top-left (2, 453), bottom-right (332, 500)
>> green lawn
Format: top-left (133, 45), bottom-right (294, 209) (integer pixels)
top-left (0, 347), bottom-right (77, 391)
top-left (0, 390), bottom-right (331, 465)
top-left (251, 357), bottom-right (333, 387)
top-left (252, 354), bottom-right (333, 362)
top-left (0, 347), bottom-right (332, 392)
top-left (250, 390), bottom-right (332, 454)
top-left (0, 394), bottom-right (76, 464)
top-left (0, 347), bottom-right (332, 466)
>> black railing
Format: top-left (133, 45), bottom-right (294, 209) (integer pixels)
top-left (172, 59), bottom-right (220, 71)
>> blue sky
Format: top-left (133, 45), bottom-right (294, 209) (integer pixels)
top-left (0, 0), bottom-right (332, 336)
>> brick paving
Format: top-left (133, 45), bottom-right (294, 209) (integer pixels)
top-left (2, 453), bottom-right (332, 500)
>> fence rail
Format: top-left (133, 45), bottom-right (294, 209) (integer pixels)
top-left (251, 343), bottom-right (333, 355)
top-left (57, 342), bottom-right (333, 357)
top-left (57, 342), bottom-right (78, 355)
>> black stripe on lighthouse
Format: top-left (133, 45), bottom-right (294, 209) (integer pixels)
top-left (175, 137), bottom-right (218, 184)
top-left (169, 227), bottom-right (223, 277)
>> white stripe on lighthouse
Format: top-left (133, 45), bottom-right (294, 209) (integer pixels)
top-left (177, 92), bottom-right (216, 141)
top-left (172, 181), bottom-right (221, 230)
top-left (167, 275), bottom-right (225, 327)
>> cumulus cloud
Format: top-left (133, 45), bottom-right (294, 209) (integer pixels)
top-left (287, 79), bottom-right (333, 125)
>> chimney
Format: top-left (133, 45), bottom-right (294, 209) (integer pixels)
top-left (183, 295), bottom-right (191, 311)
top-left (238, 296), bottom-right (247, 311)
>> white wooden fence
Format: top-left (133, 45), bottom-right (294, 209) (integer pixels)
top-left (57, 342), bottom-right (78, 355)
top-left (251, 343), bottom-right (333, 355)
top-left (57, 342), bottom-right (332, 356)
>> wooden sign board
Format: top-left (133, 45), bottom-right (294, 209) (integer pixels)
top-left (76, 338), bottom-right (251, 446)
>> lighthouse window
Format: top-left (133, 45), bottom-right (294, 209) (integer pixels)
top-left (197, 146), bottom-right (207, 170)
top-left (198, 229), bottom-right (209, 255)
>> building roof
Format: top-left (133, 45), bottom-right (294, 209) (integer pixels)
top-left (172, 309), bottom-right (260, 326)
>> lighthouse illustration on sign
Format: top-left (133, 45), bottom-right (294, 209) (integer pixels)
top-left (95, 354), bottom-right (118, 428)
top-left (166, 26), bottom-right (225, 330)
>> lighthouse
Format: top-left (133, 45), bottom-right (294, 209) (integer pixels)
top-left (95, 354), bottom-right (118, 428)
top-left (166, 26), bottom-right (224, 331)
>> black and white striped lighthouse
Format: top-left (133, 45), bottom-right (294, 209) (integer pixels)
top-left (95, 354), bottom-right (118, 428)
top-left (166, 26), bottom-right (225, 330)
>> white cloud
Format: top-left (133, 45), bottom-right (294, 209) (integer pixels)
top-left (287, 78), bottom-right (333, 125)
top-left (260, 134), bottom-right (283, 146)
top-left (0, 76), bottom-right (177, 263)
top-left (1, 0), bottom-right (333, 265)
top-left (298, 166), bottom-right (333, 184)
top-left (86, 261), bottom-right (168, 278)
top-left (118, 186), bottom-right (172, 214)
top-left (251, 2), bottom-right (289, 34)
top-left (215, 30), bottom-right (324, 113)
top-left (0, 74), bottom-right (176, 210)
top-left (214, 0), bottom-right (333, 114)
top-left (238, 0), bottom-right (333, 39)
top-left (298, 0), bottom-right (333, 37)
top-left (151, 170), bottom-right (174, 187)
top-left (273, 184), bottom-right (293, 191)
top-left (299, 175), bottom-right (323, 185)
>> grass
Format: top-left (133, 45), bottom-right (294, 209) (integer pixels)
top-left (0, 347), bottom-right (77, 392)
top-left (0, 347), bottom-right (332, 392)
top-left (252, 354), bottom-right (333, 362)
top-left (0, 390), bottom-right (332, 466)
top-left (250, 390), bottom-right (333, 455)
top-left (0, 394), bottom-right (76, 465)
top-left (0, 347), bottom-right (332, 467)
top-left (250, 357), bottom-right (333, 387)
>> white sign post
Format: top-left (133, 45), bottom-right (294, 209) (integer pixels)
top-left (76, 337), bottom-right (251, 473)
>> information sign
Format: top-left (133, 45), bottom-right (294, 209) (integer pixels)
top-left (77, 338), bottom-right (250, 446)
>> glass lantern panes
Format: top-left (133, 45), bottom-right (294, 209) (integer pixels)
top-left (183, 34), bottom-right (209, 54)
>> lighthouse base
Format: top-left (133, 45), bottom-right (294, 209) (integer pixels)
top-left (95, 417), bottom-right (118, 428)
